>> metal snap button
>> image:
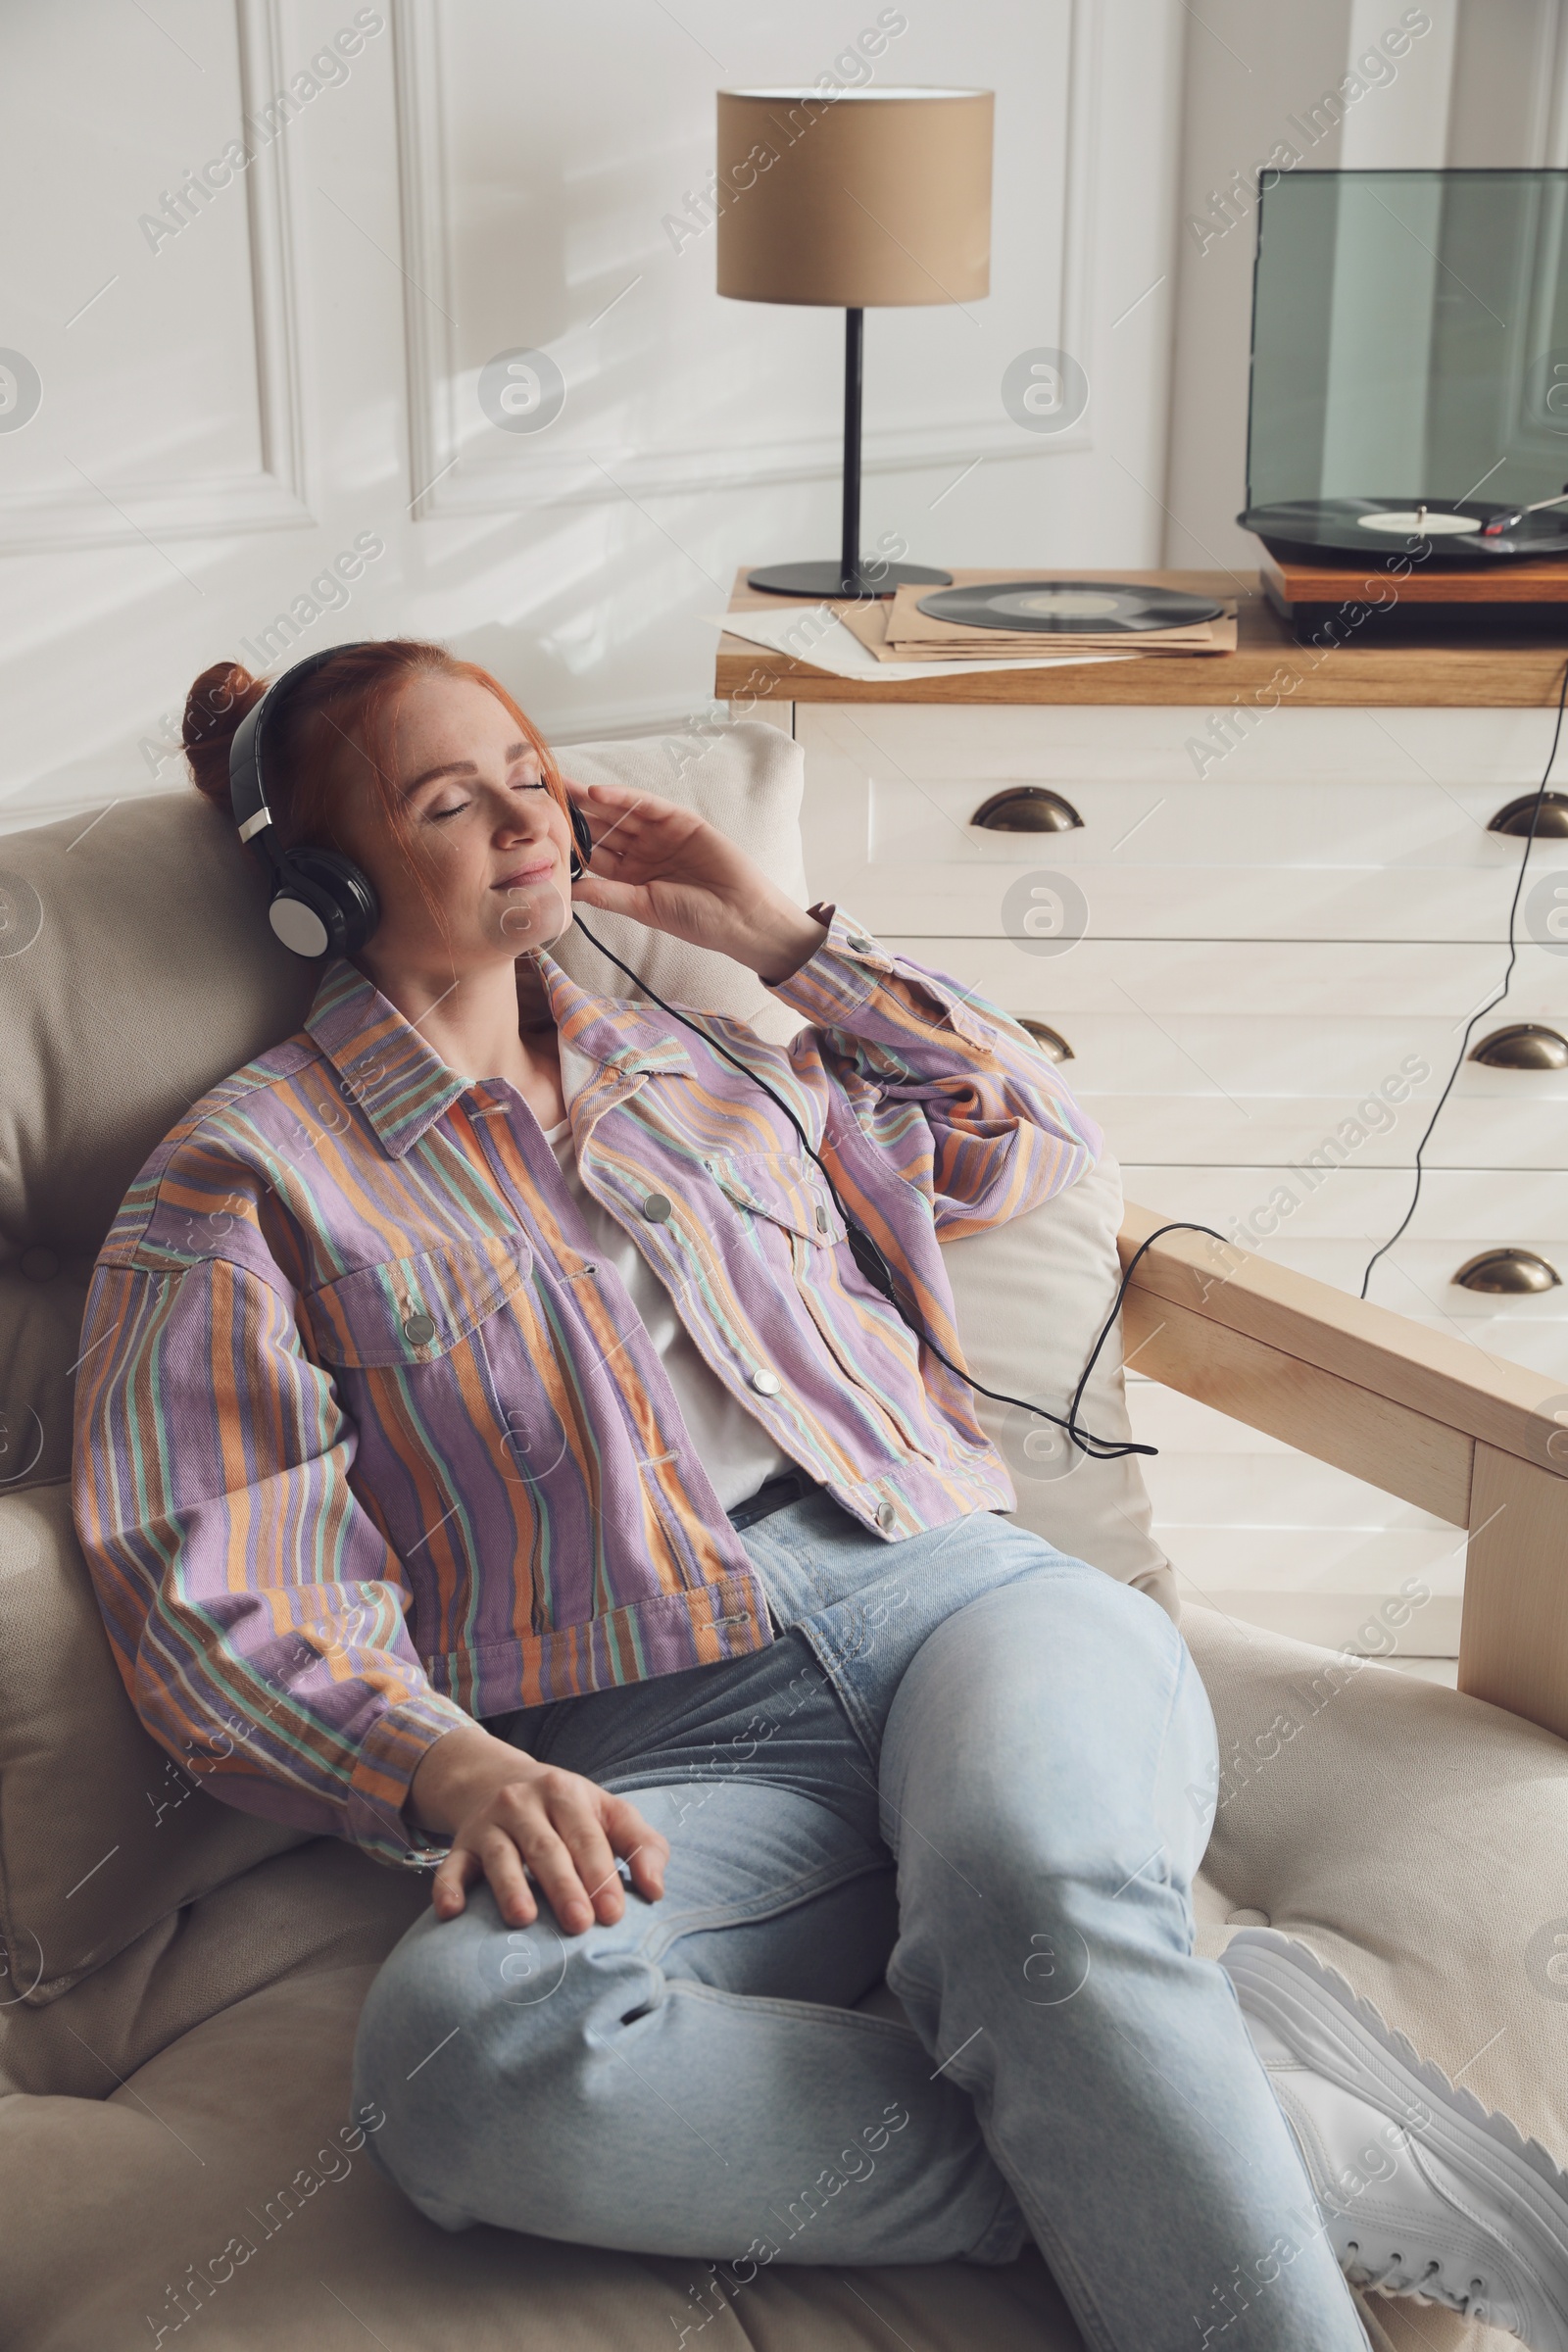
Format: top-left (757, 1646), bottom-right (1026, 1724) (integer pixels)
top-left (750, 1368), bottom-right (782, 1396)
top-left (642, 1193), bottom-right (673, 1222)
top-left (403, 1311), bottom-right (437, 1347)
top-left (814, 1204), bottom-right (828, 1233)
top-left (875, 1500), bottom-right (896, 1531)
top-left (848, 935), bottom-right (873, 954)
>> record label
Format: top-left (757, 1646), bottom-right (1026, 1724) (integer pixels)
top-left (915, 580), bottom-right (1226, 633)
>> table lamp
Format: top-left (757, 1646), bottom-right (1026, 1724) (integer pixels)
top-left (715, 84), bottom-right (994, 598)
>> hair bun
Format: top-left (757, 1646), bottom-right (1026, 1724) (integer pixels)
top-left (183, 661), bottom-right (266, 808)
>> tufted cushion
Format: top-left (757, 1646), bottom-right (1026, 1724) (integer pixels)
top-left (5, 1603), bottom-right (1526, 2349)
top-left (0, 1947), bottom-right (1114, 2351)
top-left (0, 1485), bottom-right (315, 2008)
top-left (1182, 1602), bottom-right (1568, 2201)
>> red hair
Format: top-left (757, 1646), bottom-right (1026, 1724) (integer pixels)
top-left (182, 639), bottom-right (570, 947)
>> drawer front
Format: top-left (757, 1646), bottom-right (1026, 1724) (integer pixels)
top-left (1074, 1097), bottom-right (1565, 1170)
top-left (880, 936), bottom-right (1568, 1020)
top-left (801, 704), bottom-right (1568, 942)
top-left (797, 701), bottom-right (1568, 789)
top-left (883, 938), bottom-right (1568, 1169)
top-left (1118, 1162), bottom-right (1568, 1238)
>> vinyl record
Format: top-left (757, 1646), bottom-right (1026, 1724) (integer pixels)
top-left (915, 580), bottom-right (1227, 633)
top-left (1241, 496), bottom-right (1568, 565)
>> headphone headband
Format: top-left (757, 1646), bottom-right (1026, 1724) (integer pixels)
top-left (227, 641), bottom-right (375, 867)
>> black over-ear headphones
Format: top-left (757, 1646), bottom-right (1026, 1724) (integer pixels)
top-left (228, 641), bottom-right (593, 960)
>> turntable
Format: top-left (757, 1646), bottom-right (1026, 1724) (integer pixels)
top-left (1246, 494), bottom-right (1568, 566)
top-left (1237, 170), bottom-right (1568, 623)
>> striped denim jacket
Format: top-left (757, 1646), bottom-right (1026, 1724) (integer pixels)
top-left (71, 908), bottom-right (1101, 1867)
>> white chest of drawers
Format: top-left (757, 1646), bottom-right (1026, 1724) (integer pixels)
top-left (721, 582), bottom-right (1568, 1658)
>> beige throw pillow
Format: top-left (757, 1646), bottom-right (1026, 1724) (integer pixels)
top-left (941, 1147), bottom-right (1177, 1621)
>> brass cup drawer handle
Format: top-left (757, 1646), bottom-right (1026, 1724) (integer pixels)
top-left (1453, 1249), bottom-right (1562, 1294)
top-left (971, 786), bottom-right (1083, 833)
top-left (1014, 1018), bottom-right (1073, 1063)
top-left (1469, 1023), bottom-right (1568, 1069)
top-left (1488, 791), bottom-right (1568, 836)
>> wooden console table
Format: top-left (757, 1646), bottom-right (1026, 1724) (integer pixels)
top-left (714, 564), bottom-right (1568, 708)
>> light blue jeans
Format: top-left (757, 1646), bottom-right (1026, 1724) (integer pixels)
top-left (351, 1494), bottom-right (1372, 2352)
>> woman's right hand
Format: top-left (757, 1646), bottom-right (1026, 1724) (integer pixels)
top-left (406, 1725), bottom-right (668, 1934)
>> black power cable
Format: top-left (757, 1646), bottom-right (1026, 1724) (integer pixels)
top-left (1359, 654), bottom-right (1568, 1299)
top-left (573, 914), bottom-right (1235, 1465)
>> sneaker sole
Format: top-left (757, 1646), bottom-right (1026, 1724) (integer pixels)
top-left (1222, 1927), bottom-right (1568, 2345)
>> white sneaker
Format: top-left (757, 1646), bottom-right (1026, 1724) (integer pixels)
top-left (1223, 1928), bottom-right (1568, 2348)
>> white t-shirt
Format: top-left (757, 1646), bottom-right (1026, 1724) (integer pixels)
top-left (543, 1118), bottom-right (794, 1514)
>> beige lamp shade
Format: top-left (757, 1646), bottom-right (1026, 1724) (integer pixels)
top-left (715, 86), bottom-right (993, 308)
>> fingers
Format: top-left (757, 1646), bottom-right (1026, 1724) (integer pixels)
top-left (569, 872), bottom-right (648, 919)
top-left (430, 1840), bottom-right (482, 1922)
top-left (608, 1795), bottom-right (669, 1904)
top-left (474, 1818), bottom-right (540, 1929)
top-left (516, 1793), bottom-right (622, 1935)
top-left (569, 780), bottom-right (701, 865)
top-left (431, 1831), bottom-right (541, 1931)
top-left (565, 780), bottom-right (648, 853)
top-left (567, 776), bottom-right (665, 817)
top-left (430, 1775), bottom-right (672, 1936)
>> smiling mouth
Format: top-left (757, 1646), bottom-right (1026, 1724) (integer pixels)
top-left (492, 861), bottom-right (554, 890)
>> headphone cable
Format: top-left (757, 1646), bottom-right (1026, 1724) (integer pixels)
top-left (1358, 651), bottom-right (1568, 1298)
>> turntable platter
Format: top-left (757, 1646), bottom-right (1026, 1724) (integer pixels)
top-left (1240, 496), bottom-right (1568, 565)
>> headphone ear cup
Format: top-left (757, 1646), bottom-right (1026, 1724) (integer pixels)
top-left (568, 803), bottom-right (593, 881)
top-left (270, 846), bottom-right (380, 958)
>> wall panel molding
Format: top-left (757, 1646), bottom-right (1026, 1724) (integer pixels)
top-left (394, 0), bottom-right (1098, 520)
top-left (0, 0), bottom-right (312, 553)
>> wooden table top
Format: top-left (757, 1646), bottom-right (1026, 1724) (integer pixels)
top-left (712, 565), bottom-right (1568, 708)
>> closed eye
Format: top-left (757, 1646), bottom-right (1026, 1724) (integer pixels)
top-left (428, 775), bottom-right (546, 821)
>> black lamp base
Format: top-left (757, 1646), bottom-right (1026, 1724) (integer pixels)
top-left (746, 559), bottom-right (954, 601)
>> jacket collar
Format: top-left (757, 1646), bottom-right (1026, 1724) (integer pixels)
top-left (303, 953), bottom-right (693, 1161)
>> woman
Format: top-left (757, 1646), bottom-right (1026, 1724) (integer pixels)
top-left (71, 638), bottom-right (1392, 2350)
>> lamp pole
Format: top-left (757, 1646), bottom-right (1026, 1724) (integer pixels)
top-left (840, 308), bottom-right (863, 595)
top-left (743, 307), bottom-right (956, 598)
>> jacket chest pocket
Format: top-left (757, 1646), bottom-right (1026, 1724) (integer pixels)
top-left (705, 1152), bottom-right (847, 1253)
top-left (302, 1233), bottom-right (530, 1368)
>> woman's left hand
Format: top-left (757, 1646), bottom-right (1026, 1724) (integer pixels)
top-left (564, 777), bottom-right (827, 983)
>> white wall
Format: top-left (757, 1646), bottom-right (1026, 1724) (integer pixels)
top-left (0, 0), bottom-right (1186, 828)
top-left (11, 0), bottom-right (1567, 834)
top-left (1162, 0), bottom-right (1568, 570)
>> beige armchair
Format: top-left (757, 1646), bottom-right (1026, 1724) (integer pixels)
top-left (1, 730), bottom-right (1564, 2352)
